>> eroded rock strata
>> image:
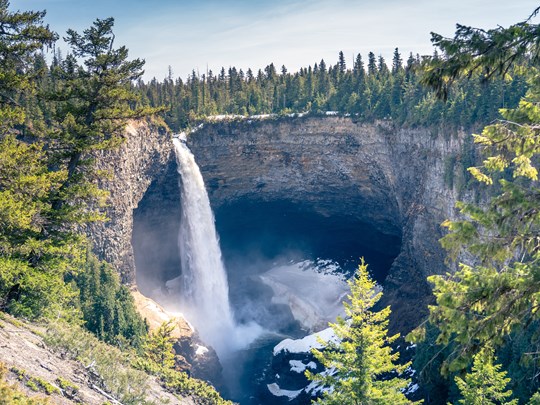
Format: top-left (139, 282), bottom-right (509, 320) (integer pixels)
top-left (185, 117), bottom-right (467, 331)
top-left (93, 116), bottom-right (469, 335)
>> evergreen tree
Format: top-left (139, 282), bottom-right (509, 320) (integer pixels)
top-left (454, 348), bottom-right (517, 405)
top-left (367, 52), bottom-right (377, 76)
top-left (49, 17), bottom-right (156, 221)
top-left (0, 0), bottom-right (56, 132)
top-left (354, 53), bottom-right (365, 78)
top-left (410, 6), bottom-right (540, 376)
top-left (0, 135), bottom-right (80, 318)
top-left (392, 48), bottom-right (403, 75)
top-left (140, 320), bottom-right (177, 371)
top-left (307, 259), bottom-right (414, 405)
top-left (76, 252), bottom-right (147, 348)
top-left (338, 50), bottom-right (346, 74)
top-left (0, 1), bottom-right (83, 319)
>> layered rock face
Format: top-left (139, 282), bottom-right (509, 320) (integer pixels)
top-left (88, 120), bottom-right (173, 284)
top-left (93, 116), bottom-right (468, 334)
top-left (184, 117), bottom-right (466, 331)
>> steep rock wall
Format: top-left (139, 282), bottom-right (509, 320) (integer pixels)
top-left (88, 120), bottom-right (173, 283)
top-left (185, 117), bottom-right (468, 331)
top-left (91, 116), bottom-right (470, 333)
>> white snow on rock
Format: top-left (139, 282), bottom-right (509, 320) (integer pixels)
top-left (205, 114), bottom-right (245, 121)
top-left (305, 367), bottom-right (336, 396)
top-left (267, 383), bottom-right (303, 400)
top-left (250, 114), bottom-right (274, 119)
top-left (405, 383), bottom-right (419, 395)
top-left (325, 111), bottom-right (339, 116)
top-left (289, 360), bottom-right (317, 373)
top-left (273, 327), bottom-right (338, 355)
top-left (260, 260), bottom-right (348, 331)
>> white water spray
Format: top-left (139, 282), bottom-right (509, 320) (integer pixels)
top-left (173, 136), bottom-right (235, 354)
top-left (173, 136), bottom-right (261, 358)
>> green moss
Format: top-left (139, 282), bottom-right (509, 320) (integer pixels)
top-left (25, 380), bottom-right (39, 392)
top-left (32, 377), bottom-right (59, 395)
top-left (0, 362), bottom-right (52, 404)
top-left (11, 367), bottom-right (26, 381)
top-left (55, 377), bottom-right (79, 392)
top-left (0, 312), bottom-right (24, 328)
top-left (9, 366), bottom-right (59, 396)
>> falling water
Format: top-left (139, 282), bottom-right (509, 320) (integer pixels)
top-left (173, 135), bottom-right (236, 357)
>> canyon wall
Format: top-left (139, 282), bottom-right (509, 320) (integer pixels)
top-left (88, 120), bottom-right (173, 284)
top-left (92, 116), bottom-right (472, 332)
top-left (184, 117), bottom-right (470, 331)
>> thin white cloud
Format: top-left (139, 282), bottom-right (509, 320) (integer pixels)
top-left (15, 0), bottom-right (540, 80)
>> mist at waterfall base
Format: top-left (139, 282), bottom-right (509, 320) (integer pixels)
top-left (135, 137), bottom-right (401, 403)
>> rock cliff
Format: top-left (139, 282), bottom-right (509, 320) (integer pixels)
top-left (88, 119), bottom-right (173, 284)
top-left (184, 117), bottom-right (469, 331)
top-left (94, 116), bottom-right (471, 334)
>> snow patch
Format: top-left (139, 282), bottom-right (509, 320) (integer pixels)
top-left (289, 360), bottom-right (316, 373)
top-left (273, 327), bottom-right (337, 355)
top-left (305, 367), bottom-right (336, 396)
top-left (405, 365), bottom-right (416, 376)
top-left (206, 114), bottom-right (244, 121)
top-left (405, 383), bottom-right (419, 395)
top-left (267, 383), bottom-right (303, 400)
top-left (250, 114), bottom-right (274, 119)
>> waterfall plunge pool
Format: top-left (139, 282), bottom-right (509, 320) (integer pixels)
top-left (132, 148), bottom-right (402, 404)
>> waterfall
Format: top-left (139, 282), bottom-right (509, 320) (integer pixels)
top-left (173, 136), bottom-right (236, 356)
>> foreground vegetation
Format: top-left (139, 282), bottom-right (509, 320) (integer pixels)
top-left (286, 7), bottom-right (540, 405)
top-left (0, 1), bottom-right (226, 403)
top-left (0, 311), bottom-right (228, 404)
top-left (408, 7), bottom-right (540, 404)
top-left (1, 0), bottom-right (540, 403)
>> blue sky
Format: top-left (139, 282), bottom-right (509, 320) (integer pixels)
top-left (15, 0), bottom-right (540, 81)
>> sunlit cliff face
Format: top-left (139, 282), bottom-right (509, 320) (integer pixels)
top-left (132, 116), bottom-right (465, 337)
top-left (134, 122), bottom-right (398, 324)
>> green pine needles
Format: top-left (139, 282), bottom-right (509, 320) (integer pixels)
top-left (454, 347), bottom-right (517, 405)
top-left (409, 6), bottom-right (540, 403)
top-left (308, 259), bottom-right (416, 405)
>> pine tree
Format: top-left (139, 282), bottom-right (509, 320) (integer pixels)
top-left (367, 52), bottom-right (377, 76)
top-left (141, 320), bottom-right (177, 371)
top-left (377, 55), bottom-right (389, 79)
top-left (454, 348), bottom-right (517, 405)
top-left (0, 2), bottom-right (84, 319)
top-left (307, 259), bottom-right (414, 405)
top-left (354, 53), bottom-right (365, 78)
top-left (76, 252), bottom-right (147, 348)
top-left (0, 0), bottom-right (56, 132)
top-left (410, 6), bottom-right (540, 375)
top-left (49, 17), bottom-right (156, 221)
top-left (338, 51), bottom-right (346, 74)
top-left (392, 48), bottom-right (403, 75)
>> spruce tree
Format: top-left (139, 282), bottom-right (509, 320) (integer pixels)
top-left (0, 0), bottom-right (56, 132)
top-left (454, 348), bottom-right (517, 405)
top-left (307, 259), bottom-right (414, 405)
top-left (392, 48), bottom-right (403, 75)
top-left (49, 17), bottom-right (156, 222)
top-left (338, 51), bottom-right (346, 74)
top-left (0, 2), bottom-right (83, 319)
top-left (367, 52), bottom-right (377, 76)
top-left (410, 6), bottom-right (540, 375)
